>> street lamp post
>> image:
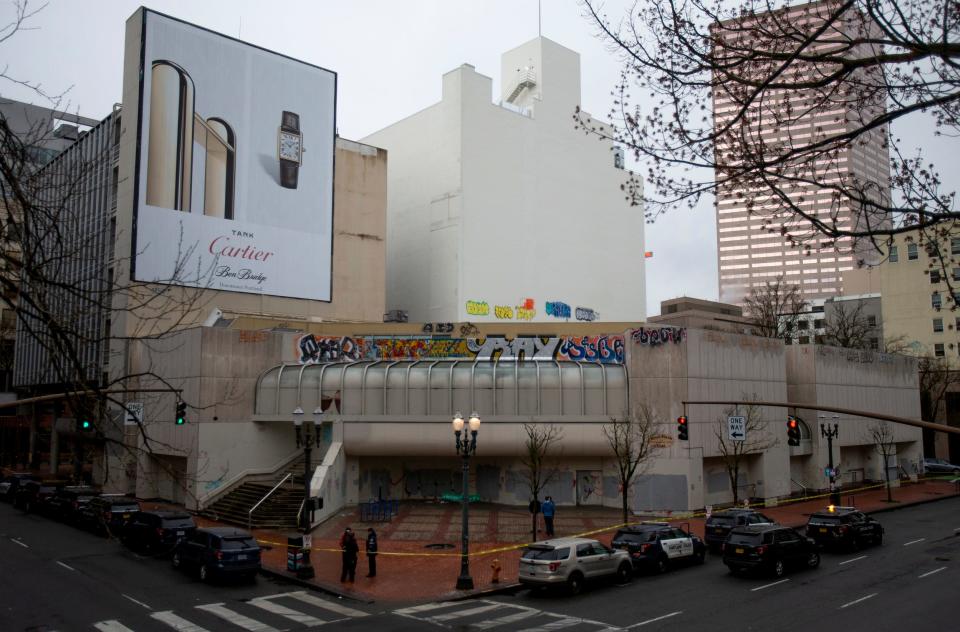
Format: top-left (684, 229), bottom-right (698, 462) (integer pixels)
top-left (453, 411), bottom-right (480, 591)
top-left (292, 406), bottom-right (322, 580)
top-left (819, 414), bottom-right (841, 506)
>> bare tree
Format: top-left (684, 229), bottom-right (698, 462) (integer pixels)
top-left (715, 400), bottom-right (777, 505)
top-left (521, 423), bottom-right (563, 542)
top-left (577, 0), bottom-right (960, 273)
top-left (822, 300), bottom-right (875, 349)
top-left (743, 276), bottom-right (807, 339)
top-left (866, 421), bottom-right (897, 502)
top-left (603, 403), bottom-right (661, 524)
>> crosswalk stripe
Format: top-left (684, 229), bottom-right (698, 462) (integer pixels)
top-left (517, 616), bottom-right (586, 632)
top-left (429, 602), bottom-right (504, 622)
top-left (284, 590), bottom-right (370, 618)
top-left (471, 607), bottom-right (542, 630)
top-left (93, 622), bottom-right (136, 632)
top-left (394, 601), bottom-right (460, 615)
top-left (150, 611), bottom-right (212, 632)
top-left (195, 603), bottom-right (280, 632)
top-left (249, 597), bottom-right (326, 626)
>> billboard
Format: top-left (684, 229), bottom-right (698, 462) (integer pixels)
top-left (131, 10), bottom-right (336, 300)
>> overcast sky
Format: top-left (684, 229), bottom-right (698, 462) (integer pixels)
top-left (6, 1), bottom-right (950, 319)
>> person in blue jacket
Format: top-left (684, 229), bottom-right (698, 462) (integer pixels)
top-left (542, 496), bottom-right (556, 538)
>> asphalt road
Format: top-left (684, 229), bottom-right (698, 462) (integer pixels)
top-left (2, 497), bottom-right (958, 631)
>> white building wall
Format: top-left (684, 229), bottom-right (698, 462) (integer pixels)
top-left (363, 37), bottom-right (645, 323)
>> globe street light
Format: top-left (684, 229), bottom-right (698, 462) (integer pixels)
top-left (453, 411), bottom-right (480, 590)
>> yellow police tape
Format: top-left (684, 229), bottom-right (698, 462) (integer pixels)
top-left (256, 478), bottom-right (954, 559)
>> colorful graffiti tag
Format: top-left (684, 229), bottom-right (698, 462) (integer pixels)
top-left (545, 301), bottom-right (572, 319)
top-left (296, 334), bottom-right (626, 364)
top-left (630, 327), bottom-right (686, 346)
top-left (575, 307), bottom-right (597, 322)
top-left (465, 300), bottom-right (489, 316)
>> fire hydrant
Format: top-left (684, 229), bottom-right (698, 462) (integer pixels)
top-left (490, 559), bottom-right (502, 584)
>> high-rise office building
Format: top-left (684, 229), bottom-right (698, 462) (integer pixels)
top-left (712, 0), bottom-right (890, 306)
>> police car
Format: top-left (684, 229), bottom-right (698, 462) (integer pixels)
top-left (610, 522), bottom-right (706, 573)
top-left (805, 506), bottom-right (883, 551)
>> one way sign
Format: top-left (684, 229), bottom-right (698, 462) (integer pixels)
top-left (727, 416), bottom-right (746, 442)
top-left (124, 402), bottom-right (144, 426)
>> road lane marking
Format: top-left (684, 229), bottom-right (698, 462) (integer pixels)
top-left (56, 561), bottom-right (75, 571)
top-left (429, 602), bottom-right (502, 622)
top-left (471, 607), bottom-right (541, 629)
top-left (625, 611), bottom-right (683, 628)
top-left (285, 590), bottom-right (370, 618)
top-left (839, 593), bottom-right (878, 609)
top-left (516, 616), bottom-right (583, 632)
top-left (394, 602), bottom-right (458, 614)
top-left (94, 622), bottom-right (135, 632)
top-left (195, 603), bottom-right (279, 632)
top-left (903, 538), bottom-right (926, 546)
top-left (11, 538), bottom-right (28, 548)
top-left (839, 555), bottom-right (868, 565)
top-left (249, 597), bottom-right (325, 626)
top-left (151, 611), bottom-right (212, 632)
top-left (751, 578), bottom-right (790, 591)
top-left (122, 594), bottom-right (151, 610)
top-left (918, 567), bottom-right (947, 578)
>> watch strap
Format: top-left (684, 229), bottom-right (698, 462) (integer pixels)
top-left (281, 111), bottom-right (300, 132)
top-left (280, 159), bottom-right (299, 189)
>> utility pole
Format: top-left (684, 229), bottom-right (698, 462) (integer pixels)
top-left (821, 421), bottom-right (841, 505)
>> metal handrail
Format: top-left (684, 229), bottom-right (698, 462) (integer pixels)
top-left (791, 478), bottom-right (808, 496)
top-left (248, 473), bottom-right (292, 530)
top-left (296, 497), bottom-right (305, 530)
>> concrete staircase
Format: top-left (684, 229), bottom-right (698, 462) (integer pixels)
top-left (200, 454), bottom-right (311, 530)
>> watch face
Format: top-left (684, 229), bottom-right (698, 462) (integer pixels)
top-left (279, 131), bottom-right (302, 163)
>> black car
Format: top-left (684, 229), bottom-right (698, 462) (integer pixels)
top-left (805, 507), bottom-right (883, 551)
top-left (123, 510), bottom-right (197, 553)
top-left (723, 524), bottom-right (820, 577)
top-left (0, 473), bottom-right (40, 502)
top-left (77, 495), bottom-right (141, 535)
top-left (13, 480), bottom-right (65, 512)
top-left (704, 508), bottom-right (776, 552)
top-left (611, 522), bottom-right (706, 573)
top-left (46, 486), bottom-right (101, 524)
top-left (172, 527), bottom-right (261, 582)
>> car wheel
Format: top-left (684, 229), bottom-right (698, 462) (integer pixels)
top-left (655, 556), bottom-right (669, 574)
top-left (695, 549), bottom-right (706, 565)
top-left (199, 564), bottom-right (210, 582)
top-left (875, 532), bottom-right (883, 547)
top-left (727, 565), bottom-right (740, 575)
top-left (616, 563), bottom-right (633, 584)
top-left (850, 537), bottom-right (860, 553)
top-left (807, 551), bottom-right (820, 569)
top-left (246, 571), bottom-right (258, 584)
top-left (772, 559), bottom-right (785, 578)
top-left (172, 551), bottom-right (182, 569)
top-left (567, 572), bottom-right (584, 596)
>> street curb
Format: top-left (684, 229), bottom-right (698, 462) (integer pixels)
top-left (863, 490), bottom-right (960, 516)
top-left (447, 582), bottom-right (525, 601)
top-left (258, 567), bottom-right (375, 604)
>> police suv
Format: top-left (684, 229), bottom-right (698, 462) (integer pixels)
top-left (610, 522), bottom-right (706, 573)
top-left (805, 506), bottom-right (883, 551)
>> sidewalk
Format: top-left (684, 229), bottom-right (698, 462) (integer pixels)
top-left (179, 477), bottom-right (960, 604)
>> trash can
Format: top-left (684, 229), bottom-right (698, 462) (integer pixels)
top-left (287, 534), bottom-right (314, 578)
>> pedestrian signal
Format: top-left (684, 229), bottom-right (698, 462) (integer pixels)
top-left (677, 415), bottom-right (689, 441)
top-left (787, 416), bottom-right (801, 446)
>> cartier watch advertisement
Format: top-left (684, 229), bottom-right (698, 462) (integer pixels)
top-left (130, 9), bottom-right (336, 301)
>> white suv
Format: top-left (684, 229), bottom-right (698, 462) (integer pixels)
top-left (519, 537), bottom-right (632, 594)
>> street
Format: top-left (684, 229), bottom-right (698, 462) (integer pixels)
top-left (2, 497), bottom-right (958, 631)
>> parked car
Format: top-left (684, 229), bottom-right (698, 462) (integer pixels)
top-left (46, 486), bottom-right (101, 524)
top-left (611, 522), bottom-right (706, 573)
top-left (0, 473), bottom-right (40, 502)
top-left (704, 508), bottom-right (776, 553)
top-left (123, 510), bottom-right (197, 553)
top-left (519, 537), bottom-right (632, 595)
top-left (13, 480), bottom-right (65, 512)
top-left (923, 457), bottom-right (960, 475)
top-left (723, 524), bottom-right (820, 577)
top-left (172, 527), bottom-right (261, 582)
top-left (805, 506), bottom-right (883, 551)
top-left (77, 495), bottom-right (141, 535)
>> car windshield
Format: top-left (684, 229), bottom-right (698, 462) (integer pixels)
top-left (111, 504), bottom-right (140, 512)
top-left (808, 515), bottom-right (841, 525)
top-left (521, 546), bottom-right (570, 561)
top-left (727, 532), bottom-right (763, 545)
top-left (219, 537), bottom-right (258, 550)
top-left (613, 531), bottom-right (655, 543)
top-left (708, 515), bottom-right (737, 525)
top-left (161, 517), bottom-right (195, 528)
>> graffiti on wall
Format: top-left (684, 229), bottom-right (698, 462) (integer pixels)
top-left (575, 307), bottom-right (597, 321)
top-left (296, 334), bottom-right (626, 364)
top-left (545, 301), bottom-right (572, 319)
top-left (465, 300), bottom-right (489, 316)
top-left (630, 326), bottom-right (687, 346)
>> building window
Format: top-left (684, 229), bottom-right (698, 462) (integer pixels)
top-left (812, 305), bottom-right (825, 313)
top-left (869, 338), bottom-right (879, 350)
top-left (814, 319), bottom-right (825, 329)
top-left (889, 246), bottom-right (899, 263)
top-left (907, 243), bottom-right (919, 260)
top-left (933, 292), bottom-right (942, 309)
top-left (935, 343), bottom-right (945, 357)
top-left (934, 318), bottom-right (944, 333)
top-left (799, 336), bottom-right (810, 345)
top-left (931, 269), bottom-right (941, 283)
top-left (784, 337), bottom-right (793, 345)
top-left (953, 237), bottom-right (960, 256)
top-left (867, 314), bottom-right (877, 327)
top-left (815, 335), bottom-right (825, 344)
top-left (798, 320), bottom-right (809, 330)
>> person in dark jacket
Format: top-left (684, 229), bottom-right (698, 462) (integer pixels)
top-left (340, 527), bottom-right (359, 583)
top-left (365, 527), bottom-right (378, 577)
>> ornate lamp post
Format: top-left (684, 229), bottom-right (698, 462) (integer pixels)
top-left (453, 411), bottom-right (480, 590)
top-left (819, 414), bottom-right (841, 506)
top-left (292, 406), bottom-right (321, 579)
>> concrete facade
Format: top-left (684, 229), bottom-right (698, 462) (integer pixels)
top-left (362, 37), bottom-right (646, 324)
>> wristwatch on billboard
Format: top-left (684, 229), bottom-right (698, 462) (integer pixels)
top-left (278, 111), bottom-right (302, 189)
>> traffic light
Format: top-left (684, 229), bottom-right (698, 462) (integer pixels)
top-left (80, 418), bottom-right (92, 431)
top-left (677, 415), bottom-right (689, 441)
top-left (787, 416), bottom-right (801, 446)
top-left (175, 400), bottom-right (187, 425)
